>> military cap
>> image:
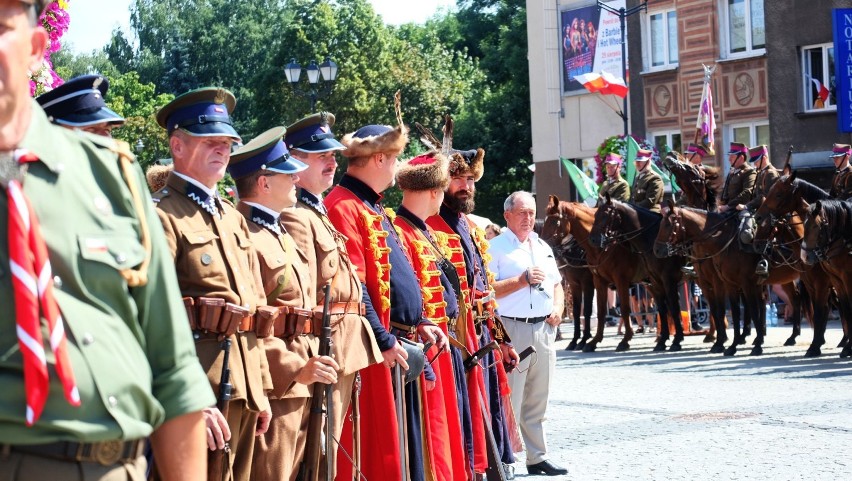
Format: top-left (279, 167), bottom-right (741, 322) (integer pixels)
top-left (686, 143), bottom-right (708, 157)
top-left (396, 152), bottom-right (450, 191)
top-left (634, 149), bottom-right (653, 162)
top-left (156, 87), bottom-right (240, 141)
top-left (448, 148), bottom-right (484, 181)
top-left (748, 145), bottom-right (768, 163)
top-left (830, 143), bottom-right (851, 158)
top-left (285, 112), bottom-right (345, 153)
top-left (604, 153), bottom-right (622, 165)
top-left (727, 142), bottom-right (748, 156)
top-left (36, 74), bottom-right (125, 127)
top-left (228, 126), bottom-right (307, 179)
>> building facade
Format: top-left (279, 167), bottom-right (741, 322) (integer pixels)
top-left (528, 0), bottom-right (851, 208)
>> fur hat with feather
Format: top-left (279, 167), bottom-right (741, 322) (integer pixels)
top-left (340, 91), bottom-right (409, 158)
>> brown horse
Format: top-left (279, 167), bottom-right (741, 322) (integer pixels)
top-left (802, 199), bottom-right (852, 358)
top-left (662, 153), bottom-right (727, 343)
top-left (654, 203), bottom-right (804, 355)
top-left (541, 196), bottom-right (645, 352)
top-left (536, 217), bottom-right (594, 349)
top-left (751, 180), bottom-right (837, 356)
top-left (592, 197), bottom-right (688, 351)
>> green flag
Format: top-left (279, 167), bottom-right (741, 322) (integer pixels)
top-left (560, 157), bottom-right (598, 201)
top-left (626, 135), bottom-right (640, 185)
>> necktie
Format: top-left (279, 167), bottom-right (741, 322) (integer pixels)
top-left (6, 150), bottom-right (80, 425)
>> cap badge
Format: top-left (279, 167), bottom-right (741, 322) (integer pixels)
top-left (214, 89), bottom-right (226, 104)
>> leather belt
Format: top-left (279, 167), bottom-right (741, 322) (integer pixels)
top-left (273, 302), bottom-right (366, 338)
top-left (5, 439), bottom-right (145, 466)
top-left (183, 297), bottom-right (278, 338)
top-left (313, 302), bottom-right (367, 320)
top-left (502, 315), bottom-right (547, 324)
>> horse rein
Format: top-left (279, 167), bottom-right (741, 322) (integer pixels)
top-left (658, 210), bottom-right (739, 261)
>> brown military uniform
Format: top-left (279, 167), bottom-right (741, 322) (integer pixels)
top-left (720, 163), bottom-right (757, 207)
top-left (153, 173), bottom-right (272, 481)
top-left (746, 164), bottom-right (780, 211)
top-left (830, 165), bottom-right (852, 200)
top-left (597, 176), bottom-right (630, 204)
top-left (630, 169), bottom-right (664, 213)
top-left (279, 190), bottom-right (382, 472)
top-left (238, 202), bottom-right (317, 481)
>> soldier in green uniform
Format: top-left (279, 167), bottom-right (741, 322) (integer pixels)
top-left (152, 88), bottom-right (274, 481)
top-left (718, 142), bottom-right (756, 213)
top-left (596, 153), bottom-right (629, 205)
top-left (738, 145), bottom-right (779, 276)
top-left (829, 143), bottom-right (852, 200)
top-left (0, 2), bottom-right (213, 480)
top-left (36, 74), bottom-right (125, 138)
top-left (630, 149), bottom-right (664, 213)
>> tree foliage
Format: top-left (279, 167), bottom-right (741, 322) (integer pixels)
top-left (53, 0), bottom-right (533, 221)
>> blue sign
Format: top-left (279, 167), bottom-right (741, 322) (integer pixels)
top-left (834, 9), bottom-right (852, 133)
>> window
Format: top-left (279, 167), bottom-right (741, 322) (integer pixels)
top-left (801, 43), bottom-right (836, 111)
top-left (721, 0), bottom-right (765, 57)
top-left (727, 121), bottom-right (769, 173)
top-left (651, 131), bottom-right (682, 156)
top-left (646, 10), bottom-right (678, 69)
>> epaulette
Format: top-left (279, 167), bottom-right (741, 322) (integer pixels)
top-left (219, 196), bottom-right (235, 207)
top-left (151, 188), bottom-right (171, 204)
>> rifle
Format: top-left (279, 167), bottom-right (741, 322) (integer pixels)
top-left (299, 283), bottom-right (335, 481)
top-left (208, 337), bottom-right (232, 481)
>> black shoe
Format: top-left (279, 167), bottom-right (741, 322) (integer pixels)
top-left (527, 460), bottom-right (568, 476)
top-left (691, 322), bottom-right (703, 331)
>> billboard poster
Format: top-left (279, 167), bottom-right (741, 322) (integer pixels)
top-left (833, 9), bottom-right (852, 132)
top-left (561, 0), bottom-right (626, 94)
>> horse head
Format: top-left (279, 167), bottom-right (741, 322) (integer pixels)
top-left (755, 171), bottom-right (798, 224)
top-left (663, 152), bottom-right (715, 210)
top-left (541, 195), bottom-right (571, 247)
top-left (590, 194), bottom-right (622, 249)
top-left (654, 199), bottom-right (684, 258)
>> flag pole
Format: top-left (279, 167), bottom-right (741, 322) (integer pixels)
top-left (598, 1), bottom-right (647, 136)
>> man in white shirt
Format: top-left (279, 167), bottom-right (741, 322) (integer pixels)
top-left (488, 191), bottom-right (566, 477)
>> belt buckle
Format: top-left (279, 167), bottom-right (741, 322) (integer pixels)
top-left (93, 440), bottom-right (124, 466)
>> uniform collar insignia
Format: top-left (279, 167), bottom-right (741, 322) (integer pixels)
top-left (249, 205), bottom-right (281, 235)
top-left (298, 188), bottom-right (326, 214)
top-left (185, 182), bottom-right (219, 218)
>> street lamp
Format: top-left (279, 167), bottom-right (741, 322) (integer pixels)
top-left (284, 56), bottom-right (339, 113)
top-left (135, 138), bottom-right (144, 154)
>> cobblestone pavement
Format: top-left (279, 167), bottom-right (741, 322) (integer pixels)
top-left (510, 323), bottom-right (852, 480)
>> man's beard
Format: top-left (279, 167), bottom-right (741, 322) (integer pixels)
top-left (444, 190), bottom-right (475, 214)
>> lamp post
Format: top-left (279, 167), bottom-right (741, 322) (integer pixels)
top-left (284, 56), bottom-right (339, 113)
top-left (597, 1), bottom-right (646, 136)
top-left (135, 138), bottom-right (144, 154)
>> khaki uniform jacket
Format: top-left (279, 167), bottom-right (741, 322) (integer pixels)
top-left (153, 174), bottom-right (271, 412)
top-left (630, 169), bottom-right (664, 213)
top-left (746, 164), bottom-right (780, 211)
top-left (0, 104), bottom-right (213, 443)
top-left (238, 202), bottom-right (317, 400)
top-left (830, 165), bottom-right (852, 200)
top-left (279, 195), bottom-right (381, 377)
top-left (720, 164), bottom-right (757, 207)
top-left (597, 176), bottom-right (630, 205)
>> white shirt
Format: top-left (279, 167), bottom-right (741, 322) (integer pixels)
top-left (487, 229), bottom-right (562, 318)
top-left (173, 171), bottom-right (219, 198)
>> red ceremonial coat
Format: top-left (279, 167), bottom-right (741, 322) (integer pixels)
top-left (324, 184), bottom-right (399, 481)
top-left (426, 214), bottom-right (489, 474)
top-left (395, 214), bottom-right (468, 481)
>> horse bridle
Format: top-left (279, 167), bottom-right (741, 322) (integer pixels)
top-left (801, 211), bottom-right (838, 262)
top-left (543, 208), bottom-right (596, 268)
top-left (658, 209), bottom-right (739, 260)
top-left (597, 203), bottom-right (655, 249)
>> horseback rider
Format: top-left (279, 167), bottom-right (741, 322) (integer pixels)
top-left (737, 145), bottom-right (779, 276)
top-left (829, 143), bottom-right (852, 201)
top-left (597, 153), bottom-right (630, 205)
top-left (718, 142), bottom-right (757, 213)
top-left (630, 149), bottom-right (664, 214)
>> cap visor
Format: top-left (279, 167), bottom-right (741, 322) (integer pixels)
top-left (291, 137), bottom-right (345, 153)
top-left (181, 122), bottom-right (241, 141)
top-left (53, 107), bottom-right (126, 127)
top-left (265, 157), bottom-right (309, 175)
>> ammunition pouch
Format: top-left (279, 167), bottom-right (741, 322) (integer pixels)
top-left (183, 296), bottom-right (279, 339)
